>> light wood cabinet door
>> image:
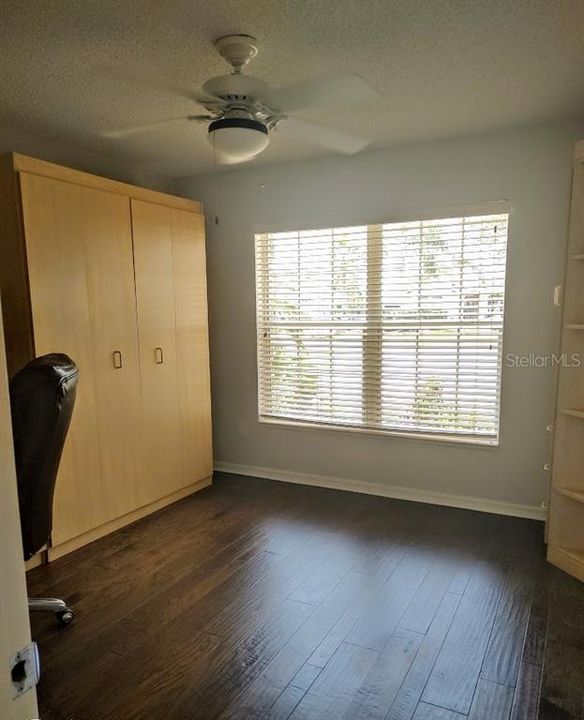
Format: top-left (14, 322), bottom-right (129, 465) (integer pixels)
top-left (19, 173), bottom-right (142, 544)
top-left (170, 208), bottom-right (213, 486)
top-left (81, 187), bottom-right (143, 526)
top-left (130, 199), bottom-right (182, 505)
top-left (131, 200), bottom-right (212, 504)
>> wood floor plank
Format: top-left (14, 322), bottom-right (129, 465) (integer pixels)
top-left (26, 483), bottom-right (224, 589)
top-left (29, 516), bottom-right (276, 667)
top-left (306, 544), bottom-right (409, 668)
top-left (510, 662), bottom-right (541, 720)
top-left (26, 474), bottom-right (580, 720)
top-left (27, 477), bottom-right (271, 594)
top-left (521, 555), bottom-right (549, 667)
top-left (291, 663), bottom-right (322, 690)
top-left (412, 702), bottom-right (466, 719)
top-left (167, 598), bottom-right (314, 720)
top-left (34, 543), bottom-right (282, 682)
top-left (72, 589), bottom-right (309, 720)
top-left (48, 542), bottom-right (293, 714)
top-left (264, 664), bottom-right (323, 720)
top-left (36, 486), bottom-right (345, 704)
top-left (37, 646), bottom-right (139, 720)
top-left (422, 560), bottom-right (506, 715)
top-left (288, 642), bottom-right (379, 720)
top-left (399, 562), bottom-right (453, 635)
top-left (481, 543), bottom-right (538, 687)
top-left (218, 570), bottom-right (370, 720)
top-left (204, 553), bottom-right (324, 643)
top-left (340, 628), bottom-right (422, 720)
top-left (345, 551), bottom-right (430, 651)
top-left (350, 539), bottom-right (409, 577)
top-left (447, 554), bottom-right (474, 596)
top-left (131, 542), bottom-right (278, 632)
top-left (537, 570), bottom-right (584, 720)
top-left (48, 628), bottom-right (226, 720)
top-left (78, 593), bottom-right (311, 720)
top-left (468, 678), bottom-right (513, 720)
top-left (386, 592), bottom-right (461, 720)
top-left (353, 542), bottom-right (410, 583)
top-left (289, 549), bottom-right (358, 605)
top-left (265, 684), bottom-right (307, 720)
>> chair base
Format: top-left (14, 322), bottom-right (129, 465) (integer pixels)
top-left (28, 598), bottom-right (74, 625)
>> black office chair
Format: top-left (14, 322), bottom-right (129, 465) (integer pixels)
top-left (10, 353), bottom-right (79, 626)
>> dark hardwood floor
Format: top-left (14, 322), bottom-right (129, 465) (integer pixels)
top-left (27, 473), bottom-right (584, 720)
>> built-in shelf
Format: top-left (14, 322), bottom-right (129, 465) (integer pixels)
top-left (559, 408), bottom-right (584, 419)
top-left (548, 144), bottom-right (584, 585)
top-left (548, 545), bottom-right (584, 583)
top-left (555, 546), bottom-right (584, 564)
top-left (554, 487), bottom-right (584, 504)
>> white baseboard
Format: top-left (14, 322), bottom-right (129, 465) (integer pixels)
top-left (214, 461), bottom-right (545, 521)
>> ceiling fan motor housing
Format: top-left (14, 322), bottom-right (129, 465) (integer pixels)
top-left (209, 116), bottom-right (267, 134)
top-left (202, 73), bottom-right (270, 103)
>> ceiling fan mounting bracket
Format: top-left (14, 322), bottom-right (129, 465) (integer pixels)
top-left (214, 34), bottom-right (259, 73)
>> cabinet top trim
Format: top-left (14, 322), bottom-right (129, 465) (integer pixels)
top-left (5, 153), bottom-right (203, 214)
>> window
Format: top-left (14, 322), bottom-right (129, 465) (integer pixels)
top-left (255, 211), bottom-right (508, 445)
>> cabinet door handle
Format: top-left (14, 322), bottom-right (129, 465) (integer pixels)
top-left (112, 350), bottom-right (123, 369)
top-left (155, 347), bottom-right (164, 364)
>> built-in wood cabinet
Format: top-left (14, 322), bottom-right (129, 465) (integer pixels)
top-left (0, 154), bottom-right (212, 559)
top-left (548, 140), bottom-right (584, 583)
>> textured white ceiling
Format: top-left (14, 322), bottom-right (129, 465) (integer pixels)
top-left (1, 0), bottom-right (583, 177)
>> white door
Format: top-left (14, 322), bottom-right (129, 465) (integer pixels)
top-left (0, 301), bottom-right (39, 719)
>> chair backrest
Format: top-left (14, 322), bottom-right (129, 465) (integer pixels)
top-left (9, 353), bottom-right (79, 559)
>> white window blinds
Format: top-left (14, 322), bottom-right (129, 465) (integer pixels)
top-left (255, 212), bottom-right (508, 444)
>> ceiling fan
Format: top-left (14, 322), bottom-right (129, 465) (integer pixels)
top-left (103, 34), bottom-right (379, 164)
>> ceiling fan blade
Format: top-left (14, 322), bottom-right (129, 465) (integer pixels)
top-left (102, 117), bottom-right (191, 139)
top-left (194, 90), bottom-right (222, 103)
top-left (96, 66), bottom-right (201, 102)
top-left (268, 72), bottom-right (379, 114)
top-left (281, 117), bottom-right (370, 154)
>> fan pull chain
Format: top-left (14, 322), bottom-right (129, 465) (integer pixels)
top-left (212, 133), bottom-right (220, 225)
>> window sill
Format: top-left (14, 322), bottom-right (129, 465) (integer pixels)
top-left (258, 415), bottom-right (500, 448)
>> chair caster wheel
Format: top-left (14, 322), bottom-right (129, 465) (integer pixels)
top-left (56, 609), bottom-right (74, 626)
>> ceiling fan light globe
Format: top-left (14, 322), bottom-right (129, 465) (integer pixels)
top-left (208, 117), bottom-right (269, 164)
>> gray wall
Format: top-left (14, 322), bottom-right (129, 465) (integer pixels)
top-left (178, 121), bottom-right (582, 512)
top-left (0, 123), bottom-right (173, 191)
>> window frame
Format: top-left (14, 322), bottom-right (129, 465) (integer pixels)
top-left (254, 202), bottom-right (510, 448)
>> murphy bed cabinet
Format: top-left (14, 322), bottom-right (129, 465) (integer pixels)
top-left (0, 154), bottom-right (212, 561)
top-left (548, 140), bottom-right (584, 582)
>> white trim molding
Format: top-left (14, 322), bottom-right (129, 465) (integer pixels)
top-left (214, 461), bottom-right (545, 521)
